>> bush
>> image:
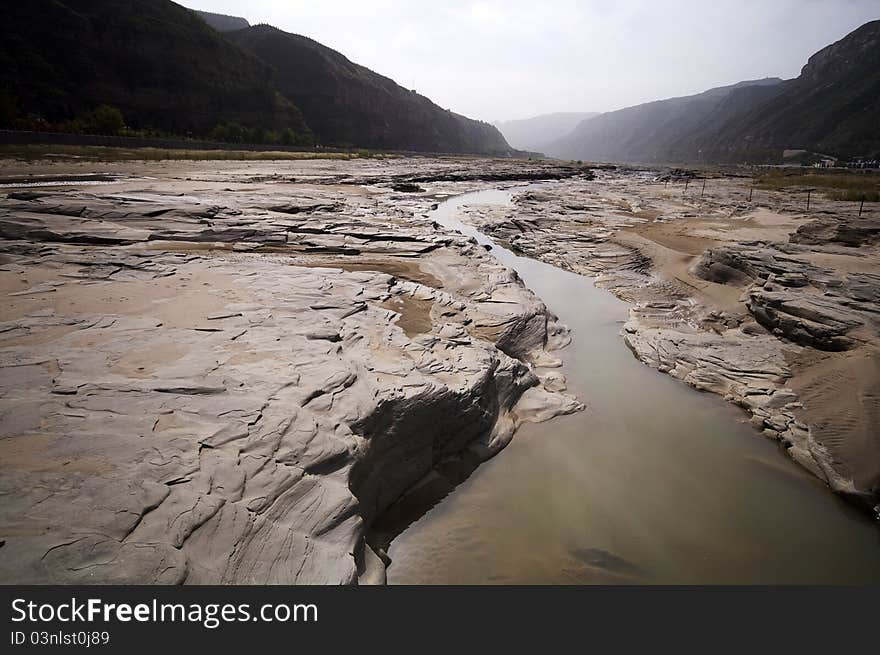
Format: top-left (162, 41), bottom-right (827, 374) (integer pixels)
top-left (81, 105), bottom-right (125, 135)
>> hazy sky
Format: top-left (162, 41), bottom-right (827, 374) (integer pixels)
top-left (185, 0), bottom-right (879, 122)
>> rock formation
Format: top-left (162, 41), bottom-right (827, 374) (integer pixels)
top-left (0, 158), bottom-right (585, 584)
top-left (461, 169), bottom-right (879, 514)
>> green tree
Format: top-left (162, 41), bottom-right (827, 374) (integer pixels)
top-left (285, 128), bottom-right (315, 147)
top-left (83, 105), bottom-right (125, 135)
top-left (209, 123), bottom-right (228, 142)
top-left (0, 89), bottom-right (18, 128)
top-left (210, 122), bottom-right (245, 143)
top-left (246, 126), bottom-right (267, 144)
top-left (281, 127), bottom-right (296, 146)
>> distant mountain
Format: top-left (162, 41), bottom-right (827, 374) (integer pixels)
top-left (495, 112), bottom-right (598, 153)
top-left (0, 0), bottom-right (310, 139)
top-left (547, 79), bottom-right (784, 163)
top-left (550, 20), bottom-right (880, 164)
top-left (225, 24), bottom-right (514, 154)
top-left (195, 10), bottom-right (250, 32)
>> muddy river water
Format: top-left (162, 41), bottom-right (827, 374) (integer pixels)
top-left (385, 189), bottom-right (880, 584)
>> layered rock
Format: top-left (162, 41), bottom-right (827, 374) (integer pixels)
top-left (459, 169), bottom-right (880, 514)
top-left (693, 243), bottom-right (876, 351)
top-left (0, 158), bottom-right (584, 584)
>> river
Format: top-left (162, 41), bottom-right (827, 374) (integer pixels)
top-left (384, 188), bottom-right (880, 584)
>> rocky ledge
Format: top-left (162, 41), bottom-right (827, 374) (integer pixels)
top-left (0, 158), bottom-right (584, 584)
top-left (461, 170), bottom-right (879, 516)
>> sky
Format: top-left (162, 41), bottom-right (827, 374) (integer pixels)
top-left (185, 0), bottom-right (880, 122)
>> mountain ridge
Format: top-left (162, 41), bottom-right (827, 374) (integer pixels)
top-left (0, 0), bottom-right (514, 155)
top-left (225, 23), bottom-right (513, 154)
top-left (547, 78), bottom-right (784, 162)
top-left (194, 10), bottom-right (250, 32)
top-left (550, 20), bottom-right (880, 164)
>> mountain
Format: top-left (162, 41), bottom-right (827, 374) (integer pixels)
top-left (495, 112), bottom-right (599, 153)
top-left (195, 10), bottom-right (250, 32)
top-left (0, 0), bottom-right (310, 139)
top-left (547, 79), bottom-right (784, 163)
top-left (690, 19), bottom-right (880, 162)
top-left (550, 20), bottom-right (880, 164)
top-left (0, 0), bottom-right (514, 155)
top-left (224, 24), bottom-right (514, 154)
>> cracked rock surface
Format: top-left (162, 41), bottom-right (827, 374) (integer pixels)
top-left (0, 157), bottom-right (585, 583)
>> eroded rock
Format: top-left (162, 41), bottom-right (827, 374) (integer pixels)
top-left (0, 157), bottom-right (585, 584)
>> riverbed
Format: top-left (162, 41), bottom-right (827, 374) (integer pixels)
top-left (385, 189), bottom-right (880, 584)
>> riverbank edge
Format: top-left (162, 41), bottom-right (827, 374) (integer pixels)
top-left (467, 181), bottom-right (880, 522)
top-left (354, 191), bottom-right (585, 584)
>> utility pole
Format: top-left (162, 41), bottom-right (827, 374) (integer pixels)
top-left (701, 179), bottom-right (706, 197)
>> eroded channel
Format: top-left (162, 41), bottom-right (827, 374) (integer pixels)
top-left (384, 188), bottom-right (880, 584)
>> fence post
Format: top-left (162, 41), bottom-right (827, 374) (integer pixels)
top-left (806, 189), bottom-right (811, 211)
top-left (859, 195), bottom-right (865, 217)
top-left (684, 178), bottom-right (689, 194)
top-left (749, 186), bottom-right (753, 202)
top-left (701, 179), bottom-right (706, 197)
